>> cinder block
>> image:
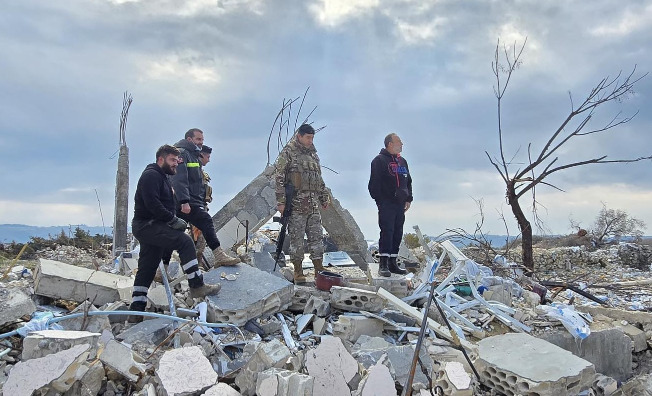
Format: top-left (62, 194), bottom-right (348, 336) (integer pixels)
top-left (330, 286), bottom-right (384, 312)
top-left (332, 315), bottom-right (383, 343)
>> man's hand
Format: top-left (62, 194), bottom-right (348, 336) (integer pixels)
top-left (167, 217), bottom-right (188, 231)
top-left (277, 204), bottom-right (285, 214)
top-left (404, 201), bottom-right (411, 212)
top-left (181, 203), bottom-right (191, 214)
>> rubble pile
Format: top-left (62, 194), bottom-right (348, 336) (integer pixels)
top-left (1, 233), bottom-right (652, 395)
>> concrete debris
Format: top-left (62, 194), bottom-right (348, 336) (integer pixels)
top-left (156, 346), bottom-right (218, 395)
top-left (235, 339), bottom-right (292, 396)
top-left (613, 373), bottom-right (652, 396)
top-left (304, 295), bottom-right (331, 317)
top-left (34, 259), bottom-right (132, 305)
top-left (61, 301), bottom-right (113, 333)
top-left (332, 315), bottom-right (384, 343)
top-left (354, 360), bottom-right (396, 396)
top-left (330, 286), bottom-right (385, 312)
top-left (256, 367), bottom-right (314, 396)
top-left (99, 339), bottom-right (147, 383)
top-left (0, 288), bottom-right (36, 327)
top-left (22, 329), bottom-right (100, 360)
top-left (593, 373), bottom-right (618, 396)
top-left (116, 318), bottom-right (175, 346)
top-left (476, 333), bottom-right (596, 396)
top-left (204, 382), bottom-right (243, 395)
top-left (306, 336), bottom-right (359, 396)
top-left (434, 361), bottom-right (473, 396)
top-left (4, 343), bottom-right (91, 396)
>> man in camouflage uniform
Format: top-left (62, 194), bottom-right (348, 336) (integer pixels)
top-left (274, 124), bottom-right (330, 282)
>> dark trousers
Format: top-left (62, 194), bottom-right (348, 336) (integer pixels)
top-left (179, 206), bottom-right (221, 250)
top-left (131, 219), bottom-right (202, 309)
top-left (377, 201), bottom-right (405, 256)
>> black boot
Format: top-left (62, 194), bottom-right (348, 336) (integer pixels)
top-left (388, 257), bottom-right (407, 275)
top-left (127, 302), bottom-right (146, 323)
top-left (378, 256), bottom-right (391, 277)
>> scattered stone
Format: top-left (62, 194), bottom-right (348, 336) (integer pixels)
top-left (306, 336), bottom-right (359, 396)
top-left (0, 288), bottom-right (36, 327)
top-left (99, 339), bottom-right (146, 383)
top-left (156, 346), bottom-right (218, 395)
top-left (62, 360), bottom-right (105, 396)
top-left (434, 361), bottom-right (472, 396)
top-left (332, 315), bottom-right (384, 343)
top-left (204, 382), bottom-right (243, 396)
top-left (22, 329), bottom-right (100, 360)
top-left (620, 324), bottom-right (648, 353)
top-left (60, 301), bottom-right (112, 334)
top-left (256, 367), bottom-right (314, 396)
top-left (593, 373), bottom-right (618, 396)
top-left (330, 286), bottom-right (385, 312)
top-left (304, 295), bottom-right (331, 317)
top-left (4, 343), bottom-right (91, 395)
top-left (235, 339), bottom-right (292, 396)
top-left (116, 318), bottom-right (175, 346)
top-left (34, 259), bottom-right (132, 305)
top-left (355, 360), bottom-right (395, 396)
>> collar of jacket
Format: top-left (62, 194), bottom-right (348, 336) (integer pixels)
top-left (175, 138), bottom-right (201, 153)
top-left (146, 163), bottom-right (167, 176)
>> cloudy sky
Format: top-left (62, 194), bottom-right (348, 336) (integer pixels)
top-left (1, 0), bottom-right (651, 241)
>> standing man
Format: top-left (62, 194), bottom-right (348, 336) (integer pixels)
top-left (368, 133), bottom-right (412, 277)
top-left (171, 128), bottom-right (239, 267)
top-left (193, 144), bottom-right (213, 263)
top-left (274, 124), bottom-right (330, 282)
top-left (130, 144), bottom-right (220, 320)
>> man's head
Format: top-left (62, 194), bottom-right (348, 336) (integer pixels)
top-left (384, 133), bottom-right (403, 155)
top-left (296, 124), bottom-right (315, 148)
top-left (199, 145), bottom-right (212, 166)
top-left (155, 144), bottom-right (181, 175)
top-left (185, 128), bottom-right (204, 149)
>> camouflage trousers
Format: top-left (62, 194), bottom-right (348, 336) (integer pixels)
top-left (288, 211), bottom-right (324, 265)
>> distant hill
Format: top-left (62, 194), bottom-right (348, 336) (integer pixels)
top-left (0, 224), bottom-right (112, 244)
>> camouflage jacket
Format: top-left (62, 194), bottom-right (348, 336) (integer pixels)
top-left (274, 138), bottom-right (330, 213)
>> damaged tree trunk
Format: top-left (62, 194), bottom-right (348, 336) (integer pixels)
top-left (507, 181), bottom-right (533, 273)
top-left (112, 92), bottom-right (132, 258)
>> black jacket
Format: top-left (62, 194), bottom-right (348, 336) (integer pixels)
top-left (170, 138), bottom-right (205, 208)
top-left (368, 148), bottom-right (413, 204)
top-left (133, 163), bottom-right (176, 223)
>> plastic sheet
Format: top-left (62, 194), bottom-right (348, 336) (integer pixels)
top-left (538, 303), bottom-right (591, 339)
top-left (16, 312), bottom-right (63, 337)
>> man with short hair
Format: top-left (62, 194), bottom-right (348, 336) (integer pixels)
top-left (368, 133), bottom-right (412, 277)
top-left (274, 124), bottom-right (330, 283)
top-left (129, 144), bottom-right (220, 321)
top-left (171, 129), bottom-right (239, 266)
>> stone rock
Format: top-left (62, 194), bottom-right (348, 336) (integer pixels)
top-left (330, 286), bottom-right (384, 312)
top-left (60, 301), bottom-right (112, 334)
top-left (620, 324), bottom-right (648, 353)
top-left (477, 333), bottom-right (595, 396)
top-left (332, 315), bottom-right (383, 343)
top-left (0, 288), bottom-right (36, 327)
top-left (204, 382), bottom-right (242, 395)
top-left (306, 336), bottom-right (359, 396)
top-left (156, 346), bottom-right (218, 395)
top-left (356, 360), bottom-right (395, 396)
top-left (34, 259), bottom-right (132, 305)
top-left (304, 295), bottom-right (331, 317)
top-left (235, 339), bottom-right (292, 396)
top-left (434, 361), bottom-right (472, 396)
top-left (4, 343), bottom-right (91, 395)
top-left (99, 339), bottom-right (146, 383)
top-left (593, 373), bottom-right (618, 396)
top-left (117, 318), bottom-right (175, 346)
top-left (22, 329), bottom-right (100, 360)
top-left (256, 368), bottom-right (314, 396)
top-left (613, 373), bottom-right (652, 396)
top-left (62, 360), bottom-right (105, 396)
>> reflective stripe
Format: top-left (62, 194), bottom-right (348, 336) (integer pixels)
top-left (379, 253), bottom-right (390, 257)
top-left (133, 286), bottom-right (149, 293)
top-left (182, 259), bottom-right (199, 271)
top-left (390, 254), bottom-right (398, 257)
top-left (131, 295), bottom-right (148, 303)
top-left (187, 270), bottom-right (201, 279)
top-left (186, 162), bottom-right (200, 168)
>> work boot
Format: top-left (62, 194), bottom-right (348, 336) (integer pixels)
top-left (312, 258), bottom-right (325, 273)
top-left (127, 304), bottom-right (145, 323)
top-left (378, 256), bottom-right (391, 277)
top-left (388, 257), bottom-right (408, 275)
top-left (293, 262), bottom-right (306, 283)
top-left (213, 247), bottom-right (240, 267)
top-left (190, 282), bottom-right (222, 299)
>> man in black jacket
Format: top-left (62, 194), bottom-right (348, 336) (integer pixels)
top-left (368, 133), bottom-right (413, 277)
top-left (171, 128), bottom-right (239, 267)
top-left (129, 144), bottom-right (220, 321)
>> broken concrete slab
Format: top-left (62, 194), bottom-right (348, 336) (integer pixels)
top-left (303, 295), bottom-right (331, 317)
top-left (60, 301), bottom-right (112, 334)
top-left (147, 284), bottom-right (170, 310)
top-left (332, 315), bottom-right (384, 343)
top-left (62, 360), bottom-right (105, 396)
top-left (613, 373), bottom-right (652, 396)
top-left (330, 286), bottom-right (384, 313)
top-left (289, 285), bottom-right (330, 311)
top-left (99, 339), bottom-right (146, 383)
top-left (256, 368), bottom-right (314, 396)
top-left (22, 330), bottom-right (100, 360)
top-left (540, 327), bottom-right (632, 382)
top-left (434, 361), bottom-right (472, 396)
top-left (306, 336), bottom-right (359, 396)
top-left (593, 373), bottom-right (618, 396)
top-left (355, 360), bottom-right (395, 396)
top-left (34, 259), bottom-right (133, 305)
top-left (578, 306), bottom-right (652, 327)
top-left (204, 264), bottom-right (293, 326)
top-left (235, 339), bottom-right (292, 396)
top-left (0, 287), bottom-right (36, 327)
top-left (204, 382), bottom-right (243, 396)
top-left (620, 323), bottom-right (648, 353)
top-left (476, 333), bottom-right (595, 396)
top-left (384, 345), bottom-right (433, 387)
top-left (116, 318), bottom-right (175, 346)
top-left (4, 343), bottom-right (91, 396)
top-left (156, 346), bottom-right (218, 395)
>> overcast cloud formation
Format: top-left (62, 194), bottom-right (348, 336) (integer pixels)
top-left (1, 0), bottom-right (651, 240)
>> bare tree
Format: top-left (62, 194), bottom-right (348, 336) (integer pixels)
top-left (590, 203), bottom-right (646, 245)
top-left (486, 39), bottom-right (650, 274)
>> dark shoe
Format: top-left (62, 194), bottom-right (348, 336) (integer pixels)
top-left (127, 305), bottom-right (145, 323)
top-left (388, 257), bottom-right (407, 275)
top-left (378, 256), bottom-right (391, 277)
top-left (190, 283), bottom-right (221, 298)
